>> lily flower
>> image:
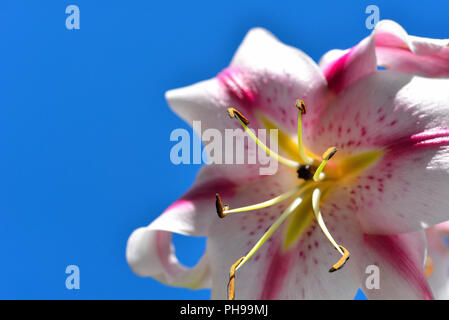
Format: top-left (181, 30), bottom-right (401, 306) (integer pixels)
top-left (425, 221), bottom-right (449, 299)
top-left (126, 20), bottom-right (449, 299)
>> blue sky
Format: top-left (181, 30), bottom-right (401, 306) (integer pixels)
top-left (1, 0), bottom-right (448, 299)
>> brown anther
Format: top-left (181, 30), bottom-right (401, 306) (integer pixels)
top-left (329, 245), bottom-right (350, 272)
top-left (322, 147), bottom-right (338, 161)
top-left (295, 99), bottom-right (306, 115)
top-left (216, 193), bottom-right (228, 218)
top-left (228, 257), bottom-right (245, 300)
top-left (227, 108), bottom-right (249, 125)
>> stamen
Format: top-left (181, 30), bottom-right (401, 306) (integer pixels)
top-left (313, 147), bottom-right (337, 182)
top-left (295, 100), bottom-right (314, 165)
top-left (227, 108), bottom-right (300, 168)
top-left (216, 186), bottom-right (301, 217)
top-left (311, 188), bottom-right (350, 271)
top-left (228, 257), bottom-right (244, 300)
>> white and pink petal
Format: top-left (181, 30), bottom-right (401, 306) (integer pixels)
top-left (374, 20), bottom-right (449, 78)
top-left (305, 71), bottom-right (449, 234)
top-left (126, 165), bottom-right (238, 287)
top-left (319, 34), bottom-right (377, 94)
top-left (168, 28), bottom-right (329, 146)
top-left (126, 163), bottom-right (297, 290)
top-left (320, 189), bottom-right (432, 300)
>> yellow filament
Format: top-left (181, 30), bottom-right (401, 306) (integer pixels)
top-left (235, 196), bottom-right (304, 272)
top-left (296, 100), bottom-right (314, 165)
top-left (222, 186), bottom-right (302, 215)
top-left (313, 159), bottom-right (328, 181)
top-left (228, 108), bottom-right (300, 168)
top-left (313, 147), bottom-right (337, 182)
top-left (312, 188), bottom-right (344, 255)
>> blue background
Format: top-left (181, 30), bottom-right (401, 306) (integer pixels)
top-left (1, 0), bottom-right (447, 299)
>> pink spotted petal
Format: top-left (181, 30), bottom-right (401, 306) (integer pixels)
top-left (306, 71), bottom-right (449, 234)
top-left (374, 20), bottom-right (449, 78)
top-left (226, 28), bottom-right (328, 132)
top-left (206, 172), bottom-right (360, 300)
top-left (208, 185), bottom-right (431, 299)
top-left (320, 189), bottom-right (432, 299)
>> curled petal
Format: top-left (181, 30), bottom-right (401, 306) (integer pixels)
top-left (320, 34), bottom-right (377, 94)
top-left (374, 20), bottom-right (449, 78)
top-left (126, 164), bottom-right (296, 289)
top-left (126, 165), bottom-right (237, 287)
top-left (319, 20), bottom-right (449, 81)
top-left (126, 228), bottom-right (211, 288)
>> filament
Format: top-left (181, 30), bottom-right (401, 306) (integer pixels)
top-left (227, 108), bottom-right (300, 168)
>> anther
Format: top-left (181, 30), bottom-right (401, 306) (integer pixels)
top-left (216, 193), bottom-right (229, 218)
top-left (295, 99), bottom-right (306, 115)
top-left (228, 257), bottom-right (245, 300)
top-left (227, 108), bottom-right (249, 125)
top-left (329, 245), bottom-right (350, 272)
top-left (322, 147), bottom-right (338, 161)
